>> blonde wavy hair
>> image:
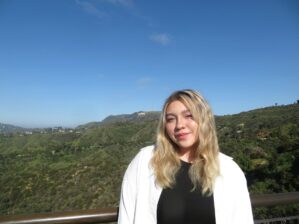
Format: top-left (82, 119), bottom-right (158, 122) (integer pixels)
top-left (150, 89), bottom-right (220, 195)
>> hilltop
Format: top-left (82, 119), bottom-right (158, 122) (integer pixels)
top-left (0, 123), bottom-right (26, 134)
top-left (76, 111), bottom-right (161, 129)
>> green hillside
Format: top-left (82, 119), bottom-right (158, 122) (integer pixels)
top-left (0, 104), bottom-right (298, 218)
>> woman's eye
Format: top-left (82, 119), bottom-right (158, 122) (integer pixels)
top-left (166, 117), bottom-right (175, 122)
top-left (186, 114), bottom-right (193, 119)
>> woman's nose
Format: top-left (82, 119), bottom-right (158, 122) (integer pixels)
top-left (175, 117), bottom-right (185, 130)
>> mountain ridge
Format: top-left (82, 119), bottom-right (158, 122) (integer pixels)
top-left (2, 103), bottom-right (298, 133)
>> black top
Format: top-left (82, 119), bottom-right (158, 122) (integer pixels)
top-left (157, 160), bottom-right (216, 224)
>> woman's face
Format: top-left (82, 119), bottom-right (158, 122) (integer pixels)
top-left (165, 100), bottom-right (199, 152)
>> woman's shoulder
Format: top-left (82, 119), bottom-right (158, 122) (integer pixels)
top-left (134, 145), bottom-right (155, 160)
top-left (128, 145), bottom-right (155, 168)
top-left (218, 152), bottom-right (245, 177)
top-left (123, 145), bottom-right (155, 177)
top-left (139, 144), bottom-right (155, 154)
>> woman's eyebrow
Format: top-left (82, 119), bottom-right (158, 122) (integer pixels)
top-left (166, 110), bottom-right (190, 116)
top-left (181, 109), bottom-right (191, 115)
top-left (166, 113), bottom-right (175, 117)
top-left (182, 109), bottom-right (191, 113)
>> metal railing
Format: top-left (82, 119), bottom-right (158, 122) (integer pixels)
top-left (254, 215), bottom-right (299, 224)
top-left (0, 208), bottom-right (117, 224)
top-left (250, 192), bottom-right (299, 207)
top-left (0, 192), bottom-right (298, 224)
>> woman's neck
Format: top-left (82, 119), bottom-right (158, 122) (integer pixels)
top-left (179, 147), bottom-right (195, 163)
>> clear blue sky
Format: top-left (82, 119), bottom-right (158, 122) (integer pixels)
top-left (0, 0), bottom-right (298, 128)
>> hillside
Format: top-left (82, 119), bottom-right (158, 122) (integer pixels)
top-left (0, 123), bottom-right (26, 134)
top-left (0, 104), bottom-right (298, 218)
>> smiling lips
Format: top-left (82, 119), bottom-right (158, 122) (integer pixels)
top-left (175, 132), bottom-right (190, 140)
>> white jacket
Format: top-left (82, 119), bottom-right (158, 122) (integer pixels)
top-left (118, 145), bottom-right (254, 224)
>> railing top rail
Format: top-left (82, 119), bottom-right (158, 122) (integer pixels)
top-left (250, 191), bottom-right (299, 207)
top-left (0, 208), bottom-right (118, 224)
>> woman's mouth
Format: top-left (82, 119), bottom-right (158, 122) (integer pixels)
top-left (175, 133), bottom-right (189, 140)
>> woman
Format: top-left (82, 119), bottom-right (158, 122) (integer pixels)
top-left (118, 89), bottom-right (254, 224)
